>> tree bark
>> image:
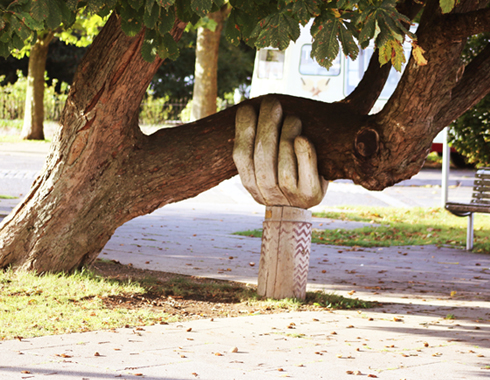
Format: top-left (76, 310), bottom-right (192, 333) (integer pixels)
top-left (190, 6), bottom-right (229, 121)
top-left (1, 0), bottom-right (490, 273)
top-left (21, 32), bottom-right (54, 141)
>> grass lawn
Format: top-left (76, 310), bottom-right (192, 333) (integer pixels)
top-left (235, 206), bottom-right (490, 254)
top-left (0, 261), bottom-right (372, 341)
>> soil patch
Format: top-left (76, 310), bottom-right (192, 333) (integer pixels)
top-left (91, 259), bottom-right (373, 322)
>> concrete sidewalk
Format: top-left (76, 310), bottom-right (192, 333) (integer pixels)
top-left (1, 198), bottom-right (490, 379)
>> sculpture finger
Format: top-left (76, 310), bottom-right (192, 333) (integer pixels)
top-left (278, 115), bottom-right (302, 203)
top-left (254, 97), bottom-right (290, 205)
top-left (233, 104), bottom-right (265, 205)
top-left (294, 136), bottom-right (328, 208)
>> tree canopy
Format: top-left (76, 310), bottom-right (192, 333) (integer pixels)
top-left (2, 0), bottom-right (488, 72)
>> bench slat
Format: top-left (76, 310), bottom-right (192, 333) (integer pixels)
top-left (471, 192), bottom-right (490, 199)
top-left (446, 202), bottom-right (490, 214)
top-left (473, 184), bottom-right (490, 191)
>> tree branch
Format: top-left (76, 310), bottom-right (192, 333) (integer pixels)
top-left (443, 8), bottom-right (490, 39)
top-left (434, 42), bottom-right (490, 128)
top-left (341, 0), bottom-right (423, 114)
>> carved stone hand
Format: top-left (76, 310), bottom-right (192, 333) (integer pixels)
top-left (233, 97), bottom-right (328, 209)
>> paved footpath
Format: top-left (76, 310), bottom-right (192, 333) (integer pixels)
top-left (0, 142), bottom-right (489, 379)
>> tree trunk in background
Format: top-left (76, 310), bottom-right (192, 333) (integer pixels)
top-left (21, 32), bottom-right (54, 140)
top-left (190, 6), bottom-right (229, 121)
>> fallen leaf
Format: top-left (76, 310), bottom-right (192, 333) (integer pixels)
top-left (368, 375), bottom-right (378, 378)
top-left (214, 352), bottom-right (223, 356)
top-left (186, 328), bottom-right (192, 332)
top-left (230, 347), bottom-right (238, 353)
top-left (94, 352), bottom-right (100, 357)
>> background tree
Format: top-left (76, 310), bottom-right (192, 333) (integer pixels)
top-left (150, 22), bottom-right (253, 105)
top-left (0, 0), bottom-right (489, 273)
top-left (449, 33), bottom-right (490, 166)
top-left (190, 4), bottom-right (230, 120)
top-left (14, 9), bottom-right (106, 140)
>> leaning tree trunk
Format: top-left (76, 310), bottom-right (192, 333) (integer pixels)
top-left (1, 0), bottom-right (490, 273)
top-left (190, 6), bottom-right (229, 121)
top-left (21, 32), bottom-right (54, 141)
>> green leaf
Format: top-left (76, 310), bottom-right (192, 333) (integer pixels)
top-left (10, 15), bottom-right (31, 41)
top-left (158, 0), bottom-right (176, 10)
top-left (142, 28), bottom-right (157, 62)
top-left (288, 0), bottom-right (321, 26)
top-left (190, 0), bottom-right (213, 17)
top-left (337, 0), bottom-right (349, 8)
top-left (11, 32), bottom-right (25, 50)
top-left (358, 13), bottom-right (375, 45)
top-left (439, 0), bottom-right (456, 13)
top-left (224, 10), bottom-right (241, 45)
top-left (46, 0), bottom-right (62, 29)
top-left (0, 41), bottom-right (9, 57)
top-left (30, 0), bottom-right (49, 22)
top-left (65, 0), bottom-right (78, 11)
top-left (144, 0), bottom-right (160, 28)
top-left (157, 32), bottom-right (179, 60)
top-left (84, 0), bottom-right (107, 14)
top-left (158, 7), bottom-right (175, 35)
top-left (127, 0), bottom-right (144, 11)
top-left (252, 13), bottom-right (299, 50)
top-left (338, 23), bottom-right (358, 60)
top-left (311, 18), bottom-right (340, 69)
top-left (121, 18), bottom-right (143, 36)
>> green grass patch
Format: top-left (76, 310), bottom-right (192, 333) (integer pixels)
top-left (235, 207), bottom-right (490, 253)
top-left (0, 269), bottom-right (164, 340)
top-left (0, 195), bottom-right (17, 199)
top-left (0, 135), bottom-right (51, 143)
top-left (0, 119), bottom-right (23, 130)
top-left (0, 267), bottom-right (371, 341)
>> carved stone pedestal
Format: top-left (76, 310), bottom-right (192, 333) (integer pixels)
top-left (258, 206), bottom-right (312, 300)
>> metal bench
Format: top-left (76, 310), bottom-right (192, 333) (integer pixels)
top-left (445, 167), bottom-right (490, 250)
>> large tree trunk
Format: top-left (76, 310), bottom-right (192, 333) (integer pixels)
top-left (190, 6), bottom-right (229, 121)
top-left (21, 32), bottom-right (54, 141)
top-left (1, 0), bottom-right (490, 273)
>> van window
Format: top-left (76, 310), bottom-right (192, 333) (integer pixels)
top-left (299, 44), bottom-right (340, 76)
top-left (257, 49), bottom-right (285, 79)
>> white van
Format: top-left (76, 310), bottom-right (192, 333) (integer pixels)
top-left (250, 20), bottom-right (409, 114)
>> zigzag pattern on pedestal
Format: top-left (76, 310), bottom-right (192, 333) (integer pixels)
top-left (293, 222), bottom-right (312, 298)
top-left (294, 222), bottom-right (312, 256)
top-left (260, 222), bottom-right (278, 257)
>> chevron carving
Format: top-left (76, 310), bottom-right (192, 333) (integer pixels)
top-left (293, 222), bottom-right (312, 299)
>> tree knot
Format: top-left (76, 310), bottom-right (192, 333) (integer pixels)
top-left (355, 128), bottom-right (379, 158)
